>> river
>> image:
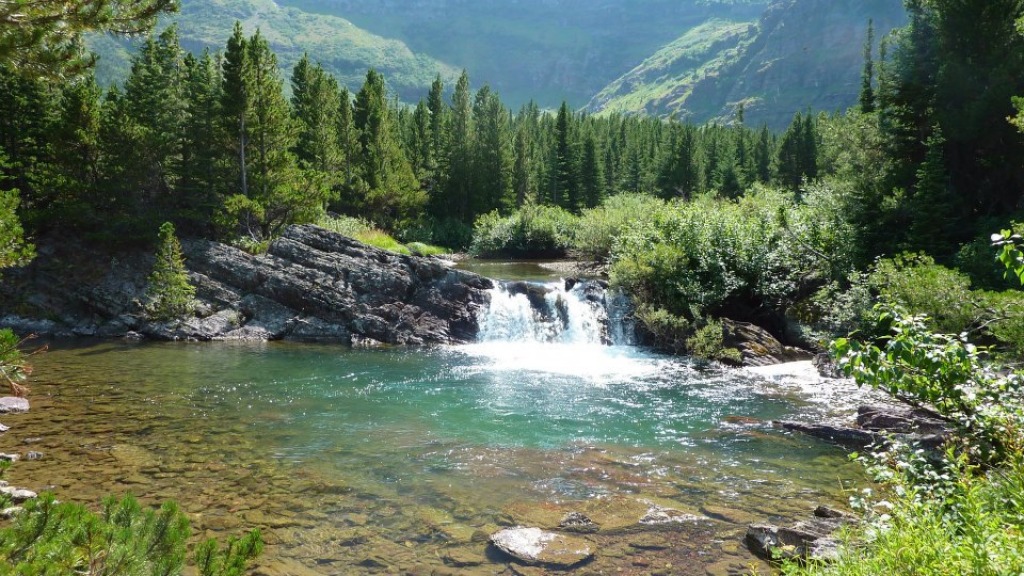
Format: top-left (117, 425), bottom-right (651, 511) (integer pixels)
top-left (0, 271), bottom-right (880, 575)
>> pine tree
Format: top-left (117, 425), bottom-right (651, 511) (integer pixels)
top-left (335, 86), bottom-right (359, 213)
top-left (0, 0), bottom-right (175, 78)
top-left (180, 49), bottom-right (222, 227)
top-left (123, 26), bottom-right (186, 205)
top-left (146, 222), bottom-right (196, 321)
top-left (0, 151), bottom-right (34, 273)
top-left (860, 19), bottom-right (876, 113)
top-left (908, 126), bottom-right (958, 258)
top-left (445, 70), bottom-right (474, 221)
top-left (220, 22), bottom-right (249, 199)
top-left (579, 130), bottom-right (604, 209)
top-left (553, 101), bottom-right (579, 210)
top-left (471, 85), bottom-right (512, 215)
top-left (512, 123), bottom-right (533, 207)
top-left (352, 69), bottom-right (425, 229)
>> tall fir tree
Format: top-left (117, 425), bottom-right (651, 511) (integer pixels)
top-left (180, 49), bottom-right (222, 228)
top-left (352, 69), bottom-right (425, 229)
top-left (860, 19), bottom-right (876, 113)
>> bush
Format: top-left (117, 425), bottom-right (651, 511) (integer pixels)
top-left (609, 186), bottom-right (851, 323)
top-left (866, 253), bottom-right (980, 335)
top-left (635, 305), bottom-right (691, 355)
top-left (470, 204), bottom-right (578, 258)
top-left (574, 194), bottom-right (666, 262)
top-left (400, 217), bottom-right (472, 252)
top-left (686, 320), bottom-right (742, 364)
top-left (317, 215), bottom-right (416, 255)
top-left (0, 493), bottom-right (262, 575)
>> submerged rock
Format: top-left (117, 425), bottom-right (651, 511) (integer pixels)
top-left (490, 527), bottom-right (594, 568)
top-left (0, 397), bottom-right (29, 414)
top-left (559, 511), bottom-right (600, 533)
top-left (746, 506), bottom-right (853, 563)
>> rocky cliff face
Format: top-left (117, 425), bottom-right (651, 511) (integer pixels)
top-left (0, 225), bottom-right (493, 345)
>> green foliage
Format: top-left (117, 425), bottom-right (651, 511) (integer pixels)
top-left (469, 204), bottom-right (577, 258)
top-left (317, 215), bottom-right (425, 255)
top-left (0, 493), bottom-right (262, 576)
top-left (993, 229), bottom-right (1024, 286)
top-left (0, 329), bottom-right (33, 397)
top-left (867, 253), bottom-right (979, 335)
top-left (146, 222), bottom-right (196, 321)
top-left (0, 186), bottom-right (33, 272)
top-left (574, 194), bottom-right (666, 262)
top-left (634, 305), bottom-right (692, 356)
top-left (0, 0), bottom-right (176, 79)
top-left (783, 454), bottom-right (1024, 576)
top-left (609, 185), bottom-right (851, 323)
top-left (802, 299), bottom-right (1024, 576)
top-left (686, 319), bottom-right (742, 364)
top-left (832, 307), bottom-right (1024, 464)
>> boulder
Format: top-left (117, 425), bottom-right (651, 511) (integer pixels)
top-left (856, 405), bottom-right (950, 436)
top-left (490, 527), bottom-right (594, 569)
top-left (746, 507), bottom-right (852, 563)
top-left (721, 319), bottom-right (812, 367)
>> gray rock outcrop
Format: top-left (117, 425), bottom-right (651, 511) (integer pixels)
top-left (0, 225), bottom-right (494, 345)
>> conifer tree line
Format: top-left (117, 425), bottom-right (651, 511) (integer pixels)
top-left (0, 22), bottom-right (819, 249)
top-left (2, 0), bottom-right (1023, 264)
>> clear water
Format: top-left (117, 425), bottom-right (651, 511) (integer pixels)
top-left (0, 282), bottom-right (882, 575)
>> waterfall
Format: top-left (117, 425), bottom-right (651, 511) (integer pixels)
top-left (477, 280), bottom-right (633, 346)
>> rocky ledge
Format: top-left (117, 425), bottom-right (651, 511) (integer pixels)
top-left (776, 403), bottom-right (952, 450)
top-left (0, 225), bottom-right (494, 345)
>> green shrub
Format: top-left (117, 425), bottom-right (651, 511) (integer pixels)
top-left (686, 320), bottom-right (743, 364)
top-left (635, 305), bottom-right (691, 355)
top-left (0, 329), bottom-right (32, 397)
top-left (317, 215), bottom-right (413, 255)
top-left (405, 242), bottom-right (449, 257)
top-left (400, 217), bottom-right (472, 251)
top-left (609, 186), bottom-right (849, 323)
top-left (0, 493), bottom-right (262, 575)
top-left (574, 194), bottom-right (666, 262)
top-left (866, 253), bottom-right (980, 335)
top-left (469, 204), bottom-right (577, 258)
top-left (317, 214), bottom-right (374, 238)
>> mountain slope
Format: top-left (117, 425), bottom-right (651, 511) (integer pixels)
top-left (90, 0), bottom-right (459, 99)
top-left (587, 19), bottom-right (760, 117)
top-left (588, 0), bottom-right (908, 129)
top-left (276, 0), bottom-right (769, 108)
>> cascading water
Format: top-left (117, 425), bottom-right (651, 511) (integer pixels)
top-left (477, 280), bottom-right (630, 345)
top-left (465, 279), bottom-right (651, 380)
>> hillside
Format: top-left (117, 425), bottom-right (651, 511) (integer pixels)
top-left (90, 0), bottom-right (459, 99)
top-left (273, 0), bottom-right (769, 107)
top-left (588, 0), bottom-right (908, 129)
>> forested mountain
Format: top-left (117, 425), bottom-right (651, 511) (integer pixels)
top-left (588, 0), bottom-right (908, 128)
top-left (88, 0), bottom-right (460, 100)
top-left (275, 0), bottom-right (768, 108)
top-left (86, 0), bottom-right (902, 125)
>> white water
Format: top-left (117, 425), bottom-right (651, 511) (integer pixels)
top-left (463, 281), bottom-right (661, 381)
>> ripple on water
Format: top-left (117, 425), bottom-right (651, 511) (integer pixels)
top-left (0, 341), bottom-right (876, 575)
